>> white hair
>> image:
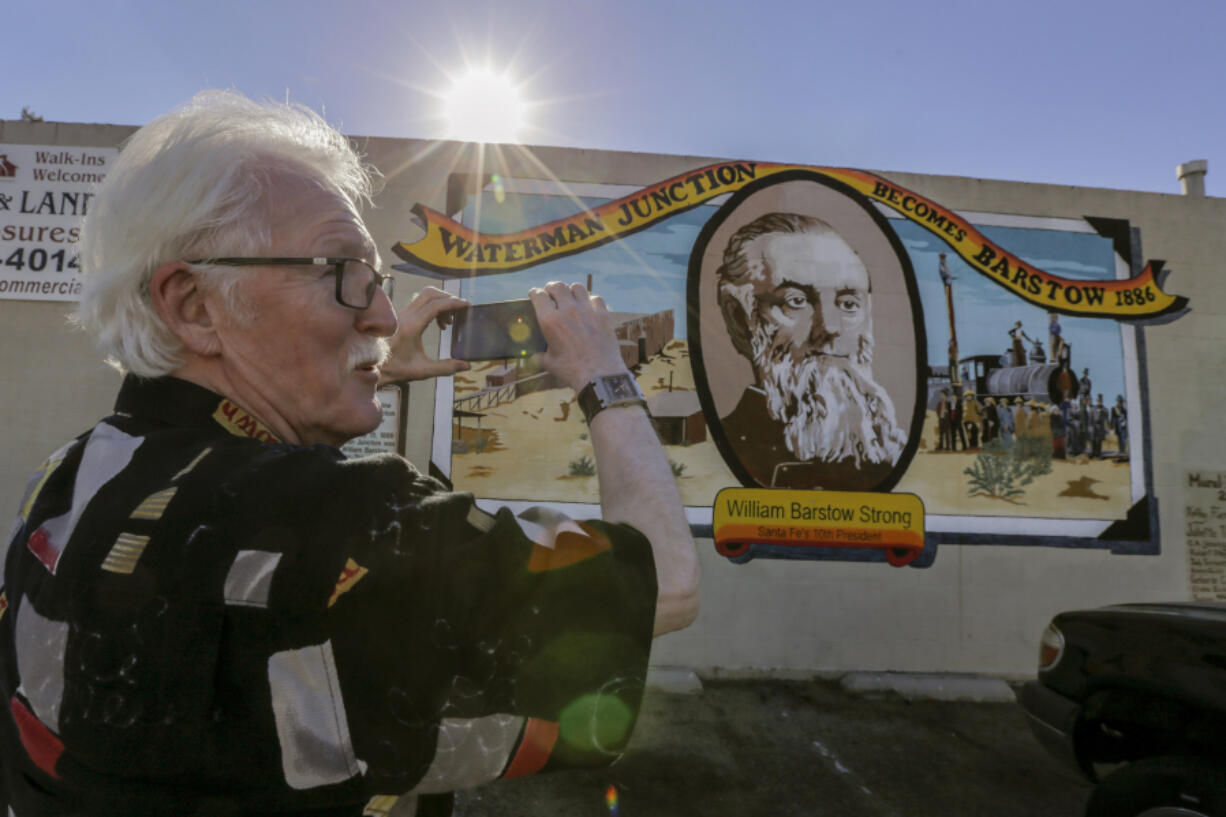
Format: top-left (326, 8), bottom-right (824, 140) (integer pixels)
top-left (75, 90), bottom-right (377, 376)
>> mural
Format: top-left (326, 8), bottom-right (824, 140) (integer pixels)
top-left (394, 162), bottom-right (1187, 567)
top-left (691, 172), bottom-right (925, 495)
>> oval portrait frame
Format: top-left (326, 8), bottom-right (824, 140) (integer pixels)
top-left (687, 169), bottom-right (927, 493)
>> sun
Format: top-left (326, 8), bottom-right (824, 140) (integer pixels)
top-left (443, 69), bottom-right (527, 144)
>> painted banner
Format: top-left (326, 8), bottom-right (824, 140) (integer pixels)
top-left (393, 162), bottom-right (1186, 321)
top-left (0, 143), bottom-right (116, 302)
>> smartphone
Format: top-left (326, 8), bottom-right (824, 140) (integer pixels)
top-left (450, 299), bottom-right (548, 361)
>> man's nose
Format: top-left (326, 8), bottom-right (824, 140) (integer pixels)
top-left (810, 298), bottom-right (840, 346)
top-left (355, 287), bottom-right (398, 337)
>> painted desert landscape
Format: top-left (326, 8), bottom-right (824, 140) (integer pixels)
top-left (447, 340), bottom-right (1133, 522)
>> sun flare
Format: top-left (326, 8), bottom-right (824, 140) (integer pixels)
top-left (443, 69), bottom-right (526, 144)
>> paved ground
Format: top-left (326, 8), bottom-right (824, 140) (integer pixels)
top-left (454, 678), bottom-right (1092, 817)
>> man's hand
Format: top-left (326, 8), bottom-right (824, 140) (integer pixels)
top-left (529, 282), bottom-right (629, 392)
top-left (378, 286), bottom-right (472, 385)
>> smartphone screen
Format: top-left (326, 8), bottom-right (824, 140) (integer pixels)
top-left (450, 299), bottom-right (548, 361)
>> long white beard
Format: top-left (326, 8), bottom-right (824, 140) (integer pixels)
top-left (754, 333), bottom-right (905, 468)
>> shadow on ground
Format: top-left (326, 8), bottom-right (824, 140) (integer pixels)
top-left (455, 678), bottom-right (1091, 817)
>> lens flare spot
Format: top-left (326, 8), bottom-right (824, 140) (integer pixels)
top-left (605, 783), bottom-right (619, 816)
top-left (559, 693), bottom-right (633, 754)
top-left (508, 318), bottom-right (533, 344)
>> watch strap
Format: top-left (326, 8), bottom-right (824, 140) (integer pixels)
top-left (577, 373), bottom-right (648, 423)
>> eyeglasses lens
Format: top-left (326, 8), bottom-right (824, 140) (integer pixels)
top-left (338, 260), bottom-right (391, 308)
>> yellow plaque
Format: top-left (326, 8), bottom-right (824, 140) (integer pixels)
top-left (713, 488), bottom-right (925, 566)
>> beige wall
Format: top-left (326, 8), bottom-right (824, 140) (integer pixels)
top-left (4, 120), bottom-right (1222, 678)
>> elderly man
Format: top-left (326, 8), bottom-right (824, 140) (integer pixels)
top-left (716, 212), bottom-right (906, 490)
top-left (0, 92), bottom-right (698, 817)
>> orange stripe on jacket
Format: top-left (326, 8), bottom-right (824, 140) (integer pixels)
top-left (526, 523), bottom-right (611, 572)
top-left (502, 718), bottom-right (559, 779)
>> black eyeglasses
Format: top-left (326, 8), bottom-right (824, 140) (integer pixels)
top-left (187, 257), bottom-right (393, 309)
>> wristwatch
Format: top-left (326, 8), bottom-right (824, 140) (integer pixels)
top-left (577, 373), bottom-right (648, 423)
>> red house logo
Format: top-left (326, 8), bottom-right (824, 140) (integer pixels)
top-left (0, 154), bottom-right (16, 179)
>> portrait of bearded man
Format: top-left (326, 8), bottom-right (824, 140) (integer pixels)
top-left (715, 211), bottom-right (906, 490)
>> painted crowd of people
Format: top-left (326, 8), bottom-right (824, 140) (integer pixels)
top-left (934, 312), bottom-right (1128, 460)
top-left (935, 387), bottom-right (1127, 460)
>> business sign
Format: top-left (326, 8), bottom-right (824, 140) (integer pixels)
top-left (0, 143), bottom-right (116, 302)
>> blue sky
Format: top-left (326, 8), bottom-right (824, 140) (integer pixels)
top-left (8, 0), bottom-right (1224, 195)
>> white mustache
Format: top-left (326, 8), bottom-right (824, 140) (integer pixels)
top-left (347, 338), bottom-right (390, 371)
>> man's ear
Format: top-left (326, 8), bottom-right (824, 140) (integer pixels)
top-left (149, 262), bottom-right (221, 357)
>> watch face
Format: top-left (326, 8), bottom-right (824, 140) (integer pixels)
top-left (605, 375), bottom-right (639, 400)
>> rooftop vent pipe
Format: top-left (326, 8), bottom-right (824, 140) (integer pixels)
top-left (1177, 160), bottom-right (1208, 197)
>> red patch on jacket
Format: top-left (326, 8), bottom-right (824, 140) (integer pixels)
top-left (10, 697), bottom-right (63, 779)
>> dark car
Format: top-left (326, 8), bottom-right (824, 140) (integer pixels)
top-left (1019, 602), bottom-right (1226, 816)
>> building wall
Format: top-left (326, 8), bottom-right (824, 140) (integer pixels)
top-left (3, 119), bottom-right (1222, 678)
